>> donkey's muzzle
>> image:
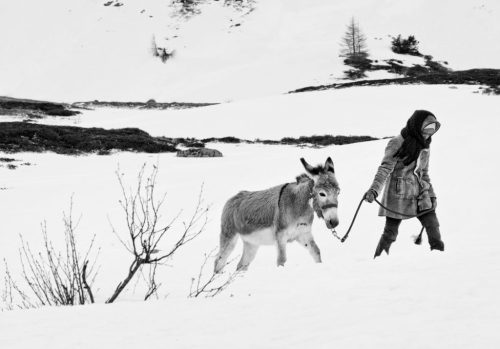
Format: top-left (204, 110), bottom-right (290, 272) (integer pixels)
top-left (326, 218), bottom-right (339, 229)
top-left (322, 203), bottom-right (338, 210)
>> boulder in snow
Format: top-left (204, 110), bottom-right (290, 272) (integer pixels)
top-left (176, 148), bottom-right (223, 158)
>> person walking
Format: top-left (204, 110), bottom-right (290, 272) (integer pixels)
top-left (365, 110), bottom-right (445, 258)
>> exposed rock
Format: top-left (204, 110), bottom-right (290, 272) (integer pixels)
top-left (177, 148), bottom-right (223, 158)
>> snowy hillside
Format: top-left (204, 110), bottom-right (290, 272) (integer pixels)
top-left (1, 85), bottom-right (500, 348)
top-left (1, 0), bottom-right (500, 348)
top-left (1, 0), bottom-right (499, 102)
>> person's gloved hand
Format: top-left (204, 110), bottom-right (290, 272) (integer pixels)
top-left (364, 189), bottom-right (377, 203)
top-left (418, 192), bottom-right (432, 211)
top-left (431, 197), bottom-right (437, 209)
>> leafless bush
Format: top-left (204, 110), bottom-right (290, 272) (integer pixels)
top-left (1, 164), bottom-right (209, 310)
top-left (159, 48), bottom-right (175, 63)
top-left (106, 164), bottom-right (208, 303)
top-left (189, 249), bottom-right (240, 298)
top-left (143, 264), bottom-right (162, 300)
top-left (1, 264), bottom-right (17, 311)
top-left (2, 201), bottom-right (99, 309)
top-left (151, 35), bottom-right (159, 57)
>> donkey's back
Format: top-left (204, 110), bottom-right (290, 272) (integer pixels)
top-left (223, 184), bottom-right (282, 236)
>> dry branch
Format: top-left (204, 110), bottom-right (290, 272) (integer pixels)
top-left (189, 249), bottom-right (240, 298)
top-left (1, 200), bottom-right (98, 309)
top-left (107, 164), bottom-right (208, 303)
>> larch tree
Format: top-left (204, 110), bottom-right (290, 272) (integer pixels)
top-left (341, 17), bottom-right (368, 59)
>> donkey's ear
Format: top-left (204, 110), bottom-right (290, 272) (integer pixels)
top-left (300, 158), bottom-right (316, 176)
top-left (325, 157), bottom-right (335, 173)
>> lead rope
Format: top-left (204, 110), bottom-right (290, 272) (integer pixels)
top-left (332, 195), bottom-right (433, 244)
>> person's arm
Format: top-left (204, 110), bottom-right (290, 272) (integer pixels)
top-left (421, 149), bottom-right (436, 198)
top-left (369, 137), bottom-right (401, 196)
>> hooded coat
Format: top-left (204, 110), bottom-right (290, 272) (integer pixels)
top-left (369, 112), bottom-right (440, 219)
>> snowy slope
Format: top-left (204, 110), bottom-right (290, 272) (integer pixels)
top-left (1, 0), bottom-right (500, 347)
top-left (1, 0), bottom-right (499, 102)
top-left (1, 85), bottom-right (499, 348)
top-left (1, 84), bottom-right (489, 140)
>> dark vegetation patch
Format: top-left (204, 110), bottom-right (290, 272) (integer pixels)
top-left (391, 35), bottom-right (421, 56)
top-left (343, 54), bottom-right (451, 81)
top-left (0, 124), bottom-right (379, 156)
top-left (103, 1), bottom-right (122, 7)
top-left (201, 136), bottom-right (242, 144)
top-left (344, 68), bottom-right (367, 80)
top-left (279, 135), bottom-right (377, 146)
top-left (205, 135), bottom-right (378, 147)
top-left (333, 33), bottom-right (499, 94)
top-left (0, 122), bottom-right (177, 155)
top-left (169, 137), bottom-right (206, 148)
top-left (72, 100), bottom-right (218, 110)
top-left (290, 69), bottom-right (500, 95)
top-left (0, 97), bottom-right (80, 118)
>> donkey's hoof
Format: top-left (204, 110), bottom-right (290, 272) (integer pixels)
top-left (236, 264), bottom-right (249, 272)
top-left (214, 262), bottom-right (225, 274)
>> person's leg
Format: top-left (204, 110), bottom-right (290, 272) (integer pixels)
top-left (374, 217), bottom-right (402, 258)
top-left (418, 211), bottom-right (444, 251)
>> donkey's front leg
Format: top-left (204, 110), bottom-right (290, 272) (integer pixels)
top-left (298, 234), bottom-right (322, 263)
top-left (276, 231), bottom-right (287, 267)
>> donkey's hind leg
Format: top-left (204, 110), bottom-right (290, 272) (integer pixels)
top-left (214, 233), bottom-right (238, 274)
top-left (298, 233), bottom-right (322, 263)
top-left (237, 242), bottom-right (259, 271)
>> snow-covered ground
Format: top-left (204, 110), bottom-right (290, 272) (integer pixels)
top-left (1, 85), bottom-right (500, 348)
top-left (1, 0), bottom-right (499, 102)
top-left (1, 0), bottom-right (500, 347)
top-left (2, 84), bottom-right (487, 140)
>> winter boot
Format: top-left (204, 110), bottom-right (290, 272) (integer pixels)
top-left (426, 226), bottom-right (444, 251)
top-left (417, 211), bottom-right (444, 252)
top-left (374, 218), bottom-right (401, 258)
top-left (374, 235), bottom-right (394, 258)
top-left (430, 240), bottom-right (445, 251)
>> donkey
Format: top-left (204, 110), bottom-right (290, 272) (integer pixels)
top-left (214, 157), bottom-right (340, 273)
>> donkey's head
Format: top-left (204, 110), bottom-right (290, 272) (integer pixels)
top-left (300, 157), bottom-right (340, 230)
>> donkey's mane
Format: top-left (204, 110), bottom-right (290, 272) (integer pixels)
top-left (295, 173), bottom-right (311, 184)
top-left (295, 163), bottom-right (328, 183)
top-left (309, 166), bottom-right (326, 176)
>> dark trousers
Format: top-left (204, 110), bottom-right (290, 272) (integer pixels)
top-left (382, 211), bottom-right (443, 249)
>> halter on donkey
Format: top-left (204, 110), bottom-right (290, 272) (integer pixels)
top-left (214, 157), bottom-right (340, 273)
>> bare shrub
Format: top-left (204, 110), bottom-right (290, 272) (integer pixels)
top-left (106, 164), bottom-right (208, 303)
top-left (1, 165), bottom-right (209, 309)
top-left (159, 48), bottom-right (175, 63)
top-left (1, 264), bottom-right (18, 311)
top-left (151, 35), bottom-right (159, 57)
top-left (2, 201), bottom-right (99, 309)
top-left (189, 249), bottom-right (240, 298)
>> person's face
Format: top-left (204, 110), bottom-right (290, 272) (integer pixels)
top-left (422, 123), bottom-right (437, 140)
